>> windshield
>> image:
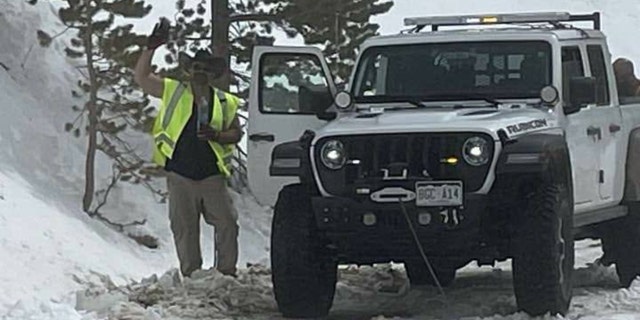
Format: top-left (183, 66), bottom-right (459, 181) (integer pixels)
top-left (353, 41), bottom-right (552, 103)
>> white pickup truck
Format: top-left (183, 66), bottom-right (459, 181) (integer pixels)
top-left (246, 12), bottom-right (640, 318)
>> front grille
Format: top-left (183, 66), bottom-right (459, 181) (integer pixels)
top-left (314, 133), bottom-right (494, 196)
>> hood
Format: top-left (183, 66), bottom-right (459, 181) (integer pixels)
top-left (316, 106), bottom-right (558, 140)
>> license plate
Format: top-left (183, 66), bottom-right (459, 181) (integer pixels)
top-left (415, 181), bottom-right (463, 207)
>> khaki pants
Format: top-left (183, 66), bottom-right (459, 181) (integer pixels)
top-left (166, 172), bottom-right (239, 277)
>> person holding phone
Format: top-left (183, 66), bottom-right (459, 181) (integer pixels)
top-left (134, 18), bottom-right (243, 277)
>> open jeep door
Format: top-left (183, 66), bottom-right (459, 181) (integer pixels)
top-left (247, 46), bottom-right (337, 207)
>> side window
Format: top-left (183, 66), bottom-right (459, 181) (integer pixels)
top-left (562, 46), bottom-right (585, 103)
top-left (587, 45), bottom-right (611, 105)
top-left (259, 54), bottom-right (333, 114)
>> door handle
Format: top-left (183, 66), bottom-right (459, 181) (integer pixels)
top-left (249, 133), bottom-right (275, 142)
top-left (609, 123), bottom-right (622, 133)
top-left (586, 126), bottom-right (602, 140)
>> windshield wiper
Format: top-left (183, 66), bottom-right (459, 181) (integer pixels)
top-left (406, 100), bottom-right (428, 108)
top-left (364, 100), bottom-right (428, 111)
top-left (355, 95), bottom-right (500, 108)
top-left (447, 95), bottom-right (501, 108)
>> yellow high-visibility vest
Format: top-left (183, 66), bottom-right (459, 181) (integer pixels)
top-left (152, 78), bottom-right (239, 178)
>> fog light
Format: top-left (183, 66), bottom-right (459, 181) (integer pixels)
top-left (418, 212), bottom-right (432, 225)
top-left (363, 213), bottom-right (377, 226)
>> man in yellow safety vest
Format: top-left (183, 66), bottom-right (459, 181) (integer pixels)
top-left (134, 18), bottom-right (243, 277)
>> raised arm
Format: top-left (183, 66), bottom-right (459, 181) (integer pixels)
top-left (134, 18), bottom-right (170, 99)
top-left (134, 49), bottom-right (164, 98)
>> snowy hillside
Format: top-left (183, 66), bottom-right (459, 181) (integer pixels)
top-left (2, 0), bottom-right (640, 319)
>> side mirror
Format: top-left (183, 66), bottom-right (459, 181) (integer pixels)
top-left (298, 85), bottom-right (334, 120)
top-left (315, 91), bottom-right (352, 121)
top-left (334, 91), bottom-right (353, 110)
top-left (565, 77), bottom-right (596, 115)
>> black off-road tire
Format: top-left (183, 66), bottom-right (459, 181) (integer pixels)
top-left (512, 180), bottom-right (574, 317)
top-left (271, 184), bottom-right (338, 319)
top-left (404, 260), bottom-right (456, 287)
top-left (600, 204), bottom-right (640, 287)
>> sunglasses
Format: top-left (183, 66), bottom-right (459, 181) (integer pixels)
top-left (191, 62), bottom-right (218, 74)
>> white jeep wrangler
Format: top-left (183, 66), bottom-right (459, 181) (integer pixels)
top-left (246, 12), bottom-right (640, 318)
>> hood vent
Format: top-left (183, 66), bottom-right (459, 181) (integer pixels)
top-left (463, 110), bottom-right (498, 116)
top-left (355, 113), bottom-right (383, 119)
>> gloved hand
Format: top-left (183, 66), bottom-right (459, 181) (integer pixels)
top-left (147, 17), bottom-right (170, 50)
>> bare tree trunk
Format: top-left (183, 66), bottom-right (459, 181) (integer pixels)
top-left (211, 0), bottom-right (231, 91)
top-left (82, 19), bottom-right (98, 213)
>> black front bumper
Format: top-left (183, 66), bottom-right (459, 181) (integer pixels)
top-left (312, 194), bottom-right (488, 264)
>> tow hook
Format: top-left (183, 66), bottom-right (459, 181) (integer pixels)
top-left (439, 208), bottom-right (464, 228)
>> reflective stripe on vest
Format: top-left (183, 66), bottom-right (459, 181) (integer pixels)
top-left (212, 89), bottom-right (233, 176)
top-left (154, 132), bottom-right (175, 149)
top-left (153, 82), bottom-right (187, 150)
top-left (162, 83), bottom-right (187, 130)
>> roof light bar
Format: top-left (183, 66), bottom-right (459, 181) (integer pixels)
top-left (404, 12), bottom-right (600, 31)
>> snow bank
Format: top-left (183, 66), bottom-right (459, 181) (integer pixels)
top-left (87, 265), bottom-right (277, 320)
top-left (0, 170), bottom-right (163, 319)
top-left (73, 258), bottom-right (640, 320)
top-left (0, 167), bottom-right (270, 319)
top-left (71, 264), bottom-right (408, 320)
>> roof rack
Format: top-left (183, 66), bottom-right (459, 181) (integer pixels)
top-left (404, 12), bottom-right (601, 32)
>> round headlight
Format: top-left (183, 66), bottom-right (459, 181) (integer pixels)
top-left (321, 140), bottom-right (346, 170)
top-left (462, 136), bottom-right (490, 166)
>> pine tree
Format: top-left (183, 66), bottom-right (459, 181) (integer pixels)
top-left (166, 0), bottom-right (393, 94)
top-left (49, 0), bottom-right (164, 224)
top-left (267, 0), bottom-right (394, 81)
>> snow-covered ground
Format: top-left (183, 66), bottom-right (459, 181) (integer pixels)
top-left (26, 240), bottom-right (640, 320)
top-left (2, 0), bottom-right (640, 319)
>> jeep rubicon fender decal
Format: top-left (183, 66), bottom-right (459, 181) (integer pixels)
top-left (504, 119), bottom-right (550, 136)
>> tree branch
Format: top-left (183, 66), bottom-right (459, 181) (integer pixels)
top-left (51, 26), bottom-right (71, 40)
top-left (70, 106), bottom-right (87, 127)
top-left (229, 13), bottom-right (280, 23)
top-left (90, 212), bottom-right (147, 232)
top-left (231, 70), bottom-right (251, 83)
top-left (21, 45), bottom-right (35, 69)
top-left (74, 66), bottom-right (90, 80)
top-left (98, 132), bottom-right (168, 204)
top-left (91, 167), bottom-right (121, 214)
top-left (88, 167), bottom-right (147, 233)
top-left (184, 36), bottom-right (212, 41)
